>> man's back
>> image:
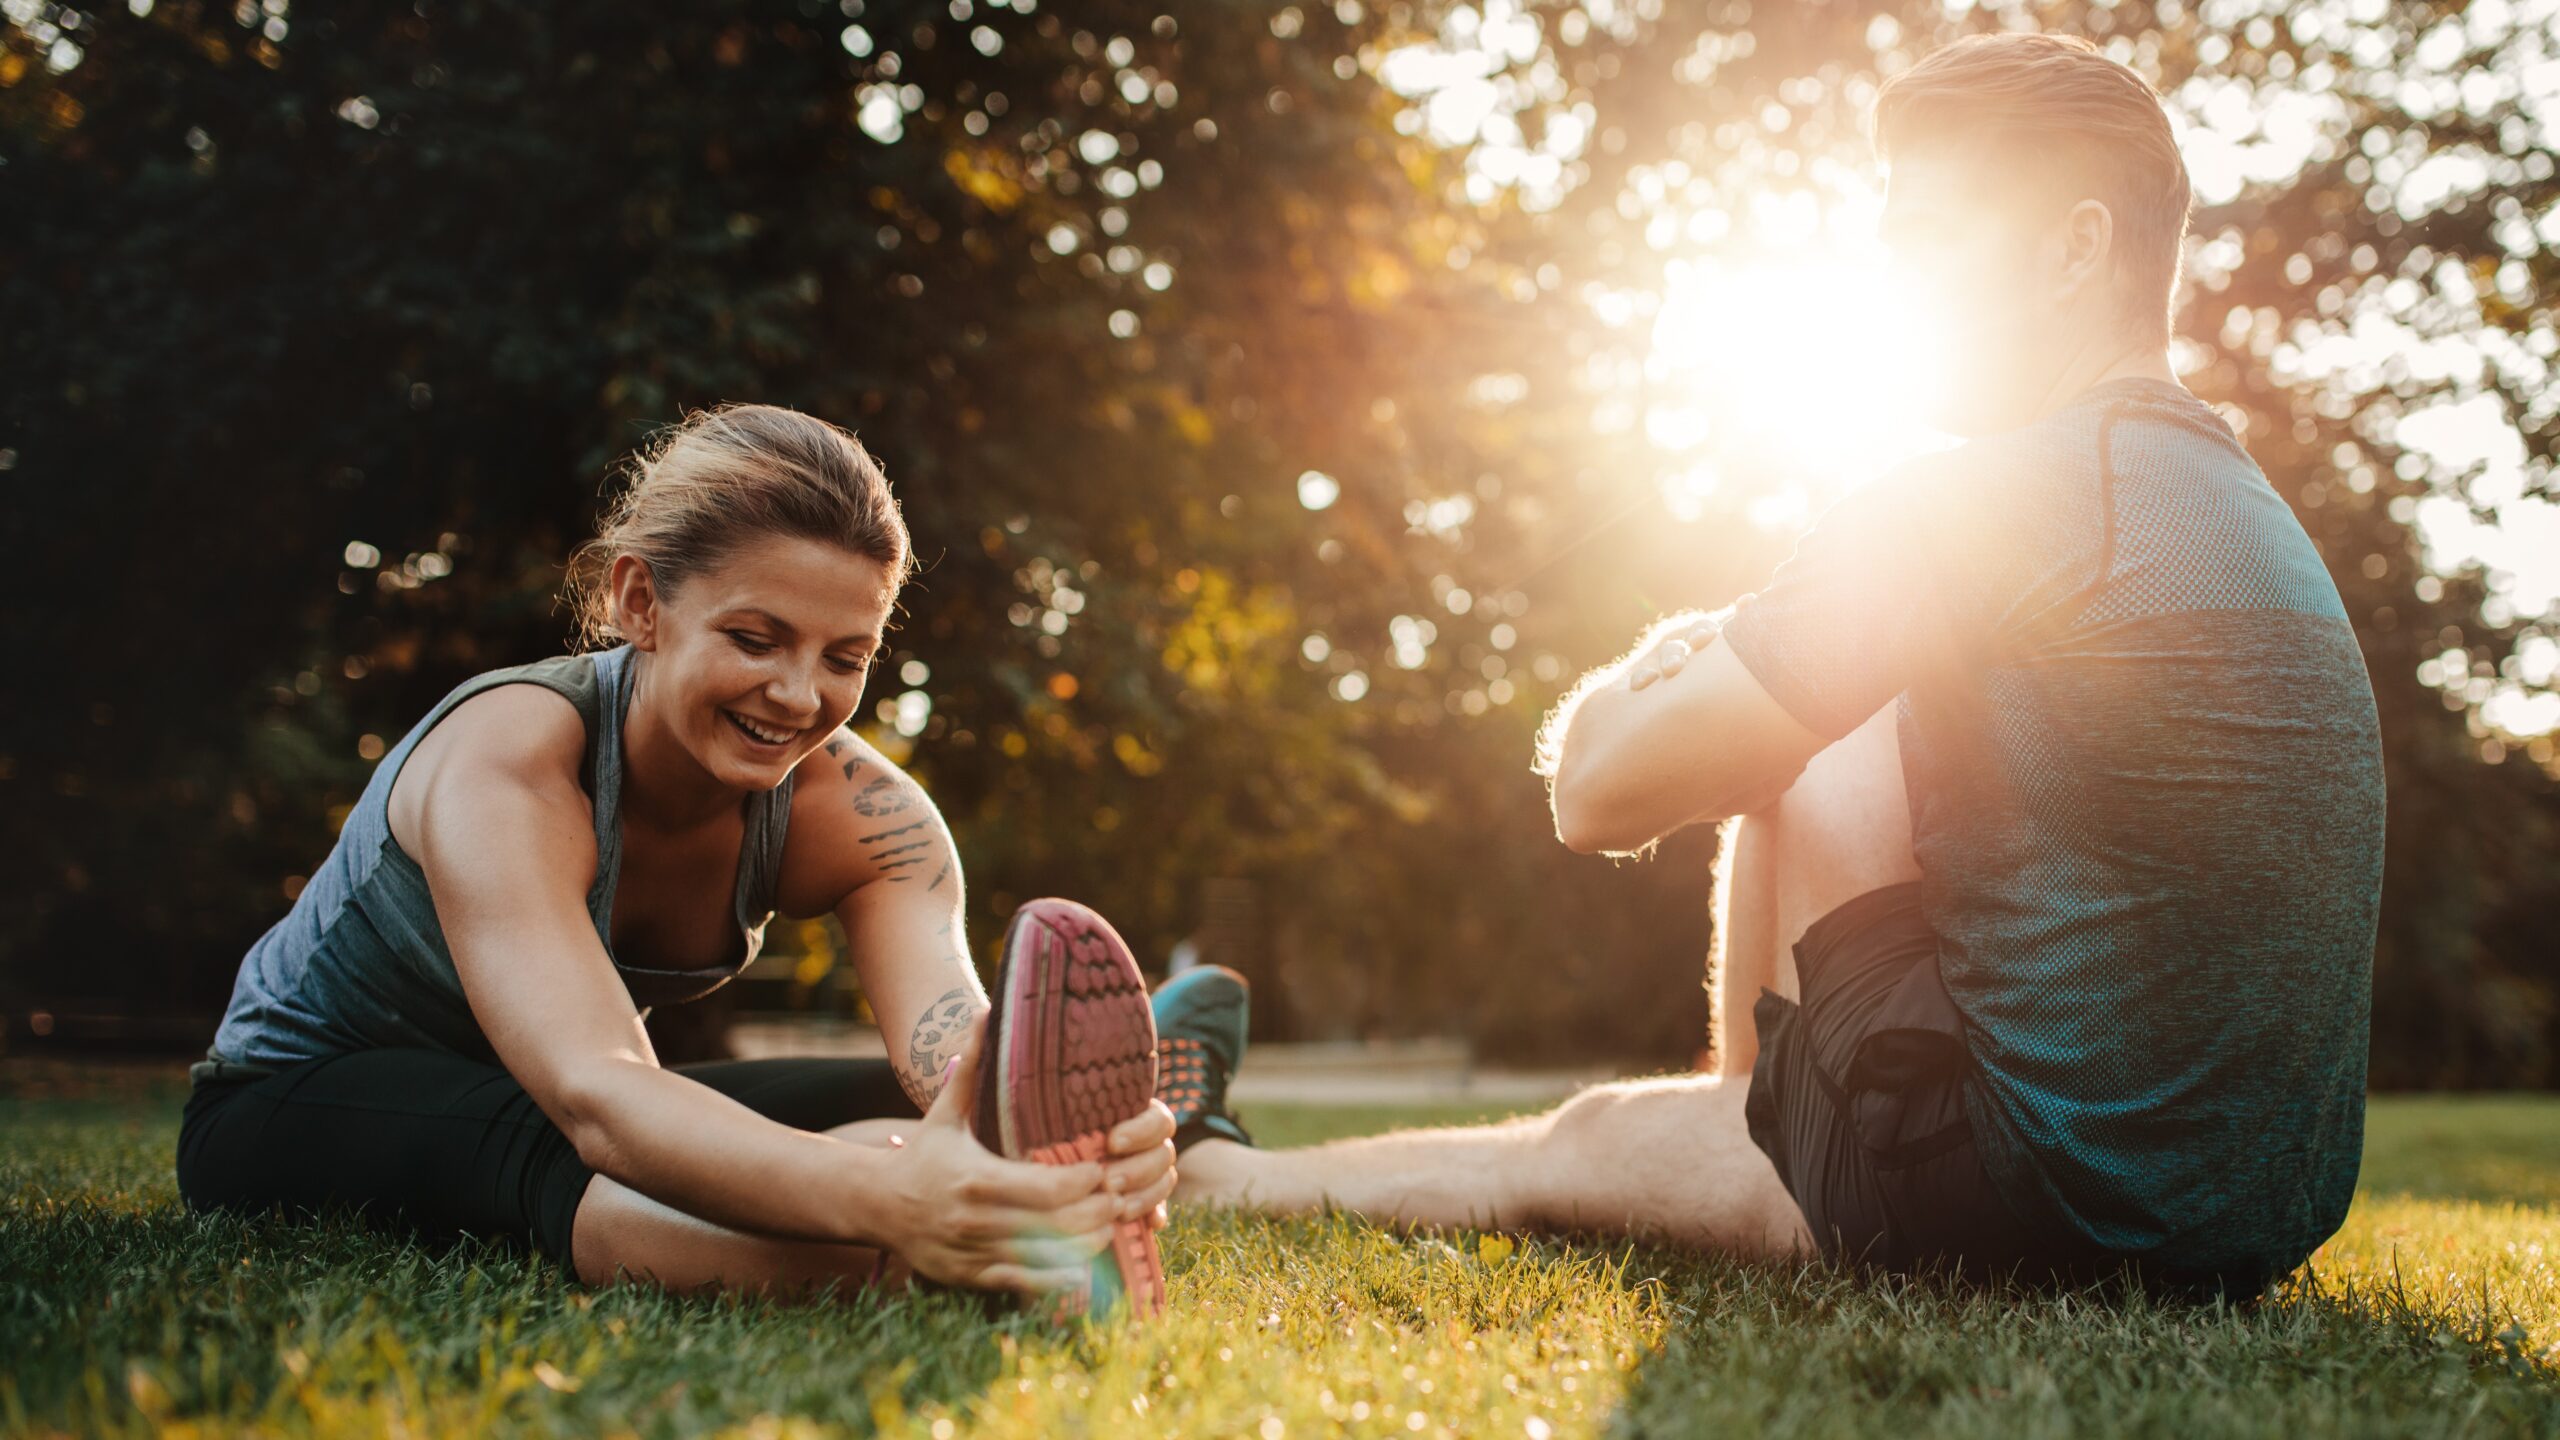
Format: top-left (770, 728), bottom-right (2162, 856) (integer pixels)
top-left (1724, 376), bottom-right (2385, 1284)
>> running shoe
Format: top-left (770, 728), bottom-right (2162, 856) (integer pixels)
top-left (974, 898), bottom-right (1167, 1321)
top-left (1152, 965), bottom-right (1254, 1150)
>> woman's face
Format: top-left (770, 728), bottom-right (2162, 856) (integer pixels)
top-left (611, 536), bottom-right (895, 792)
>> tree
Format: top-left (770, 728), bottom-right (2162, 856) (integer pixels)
top-left (4, 0), bottom-right (2554, 1081)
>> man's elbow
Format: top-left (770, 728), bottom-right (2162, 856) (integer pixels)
top-left (1550, 771), bottom-right (1637, 855)
top-left (1552, 757), bottom-right (1765, 855)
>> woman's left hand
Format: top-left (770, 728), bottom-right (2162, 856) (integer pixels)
top-left (1103, 1100), bottom-right (1179, 1231)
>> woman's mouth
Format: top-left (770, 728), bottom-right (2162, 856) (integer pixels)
top-left (723, 710), bottom-right (800, 750)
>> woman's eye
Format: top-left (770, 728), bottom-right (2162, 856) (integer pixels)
top-left (726, 631), bottom-right (774, 654)
top-left (829, 656), bottom-right (871, 676)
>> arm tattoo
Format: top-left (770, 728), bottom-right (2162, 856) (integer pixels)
top-left (852, 774), bottom-right (921, 818)
top-left (899, 986), bottom-right (984, 1111)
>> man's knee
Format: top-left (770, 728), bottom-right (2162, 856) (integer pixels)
top-left (1525, 1076), bottom-right (1799, 1248)
top-left (1532, 1077), bottom-right (1734, 1191)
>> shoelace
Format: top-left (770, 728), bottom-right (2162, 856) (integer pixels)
top-left (1156, 1035), bottom-right (1214, 1123)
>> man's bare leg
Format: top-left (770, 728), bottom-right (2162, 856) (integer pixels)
top-left (1706, 809), bottom-right (1783, 1079)
top-left (1175, 706), bottom-right (1915, 1259)
top-left (1711, 704), bottom-right (1919, 1077)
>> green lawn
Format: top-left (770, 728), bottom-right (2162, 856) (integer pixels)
top-left (2, 1067), bottom-right (2555, 1437)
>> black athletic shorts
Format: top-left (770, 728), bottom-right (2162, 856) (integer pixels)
top-left (1743, 882), bottom-right (2120, 1287)
top-left (178, 1049), bottom-right (916, 1267)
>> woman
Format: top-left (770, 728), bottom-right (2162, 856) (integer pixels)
top-left (179, 404), bottom-right (1249, 1310)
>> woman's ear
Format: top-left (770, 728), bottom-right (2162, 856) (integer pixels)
top-left (607, 554), bottom-right (663, 650)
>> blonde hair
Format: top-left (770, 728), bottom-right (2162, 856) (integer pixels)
top-left (561, 404), bottom-right (913, 648)
top-left (1871, 32), bottom-right (2194, 344)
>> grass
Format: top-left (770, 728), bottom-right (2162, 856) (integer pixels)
top-left (2, 1065), bottom-right (2555, 1438)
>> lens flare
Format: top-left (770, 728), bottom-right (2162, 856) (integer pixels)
top-left (1643, 249), bottom-right (1947, 523)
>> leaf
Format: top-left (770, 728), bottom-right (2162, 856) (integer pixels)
top-left (531, 1361), bottom-right (581, 1393)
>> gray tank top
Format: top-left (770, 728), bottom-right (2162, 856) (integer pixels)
top-left (197, 644), bottom-right (796, 1083)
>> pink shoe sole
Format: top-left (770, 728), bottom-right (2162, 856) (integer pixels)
top-left (976, 898), bottom-right (1166, 1320)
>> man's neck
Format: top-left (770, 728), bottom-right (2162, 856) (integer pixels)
top-left (2021, 331), bottom-right (2178, 426)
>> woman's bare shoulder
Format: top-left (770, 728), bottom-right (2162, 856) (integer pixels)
top-left (776, 727), bottom-right (945, 914)
top-left (789, 727), bottom-right (928, 812)
top-left (387, 683), bottom-right (590, 846)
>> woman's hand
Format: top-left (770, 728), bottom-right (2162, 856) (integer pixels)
top-left (878, 1019), bottom-right (1123, 1294)
top-left (1103, 1100), bottom-right (1178, 1232)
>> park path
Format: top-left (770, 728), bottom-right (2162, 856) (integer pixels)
top-left (728, 1021), bottom-right (1612, 1106)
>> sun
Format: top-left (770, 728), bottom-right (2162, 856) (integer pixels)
top-left (1642, 245), bottom-right (1946, 525)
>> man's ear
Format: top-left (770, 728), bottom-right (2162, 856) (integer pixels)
top-left (607, 553), bottom-right (663, 651)
top-left (2051, 198), bottom-right (2116, 305)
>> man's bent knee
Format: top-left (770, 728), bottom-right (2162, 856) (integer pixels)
top-left (1527, 1076), bottom-right (1807, 1254)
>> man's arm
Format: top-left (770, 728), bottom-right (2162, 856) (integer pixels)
top-left (1536, 618), bottom-right (1826, 856)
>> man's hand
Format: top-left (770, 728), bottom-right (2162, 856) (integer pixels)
top-left (1626, 596), bottom-right (1750, 692)
top-left (1538, 594), bottom-right (1822, 854)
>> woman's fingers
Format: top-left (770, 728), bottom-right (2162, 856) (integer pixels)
top-left (1102, 1143), bottom-right (1175, 1220)
top-left (972, 1188), bottom-right (1117, 1244)
top-left (1116, 1161), bottom-right (1177, 1222)
top-left (1104, 1135), bottom-right (1174, 1184)
top-left (921, 1017), bottom-right (988, 1128)
top-left (976, 1152), bottom-right (1105, 1208)
top-left (1108, 1100), bottom-right (1175, 1155)
top-left (974, 1262), bottom-right (1089, 1297)
top-left (1002, 1224), bottom-right (1115, 1271)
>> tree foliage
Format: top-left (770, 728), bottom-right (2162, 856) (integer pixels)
top-left (3, 0), bottom-right (2553, 1080)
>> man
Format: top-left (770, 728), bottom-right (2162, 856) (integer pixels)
top-left (1173, 32), bottom-right (2385, 1299)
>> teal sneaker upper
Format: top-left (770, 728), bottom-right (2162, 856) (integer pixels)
top-left (1152, 966), bottom-right (1253, 1150)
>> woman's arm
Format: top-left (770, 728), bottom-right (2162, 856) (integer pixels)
top-left (401, 686), bottom-right (1121, 1288)
top-left (789, 729), bottom-right (1177, 1220)
top-left (803, 732), bottom-right (985, 1111)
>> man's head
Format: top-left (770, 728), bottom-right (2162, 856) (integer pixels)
top-left (1872, 33), bottom-right (2193, 436)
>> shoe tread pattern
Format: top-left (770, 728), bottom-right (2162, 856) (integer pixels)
top-left (996, 899), bottom-right (1165, 1321)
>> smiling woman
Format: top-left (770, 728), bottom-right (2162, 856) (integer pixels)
top-left (173, 403), bottom-right (1188, 1311)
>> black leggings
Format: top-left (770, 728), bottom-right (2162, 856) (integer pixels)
top-left (177, 1049), bottom-right (916, 1266)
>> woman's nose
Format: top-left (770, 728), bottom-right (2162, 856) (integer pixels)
top-left (767, 661), bottom-right (821, 719)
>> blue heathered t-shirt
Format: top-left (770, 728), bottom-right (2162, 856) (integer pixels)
top-left (1723, 376), bottom-right (2385, 1284)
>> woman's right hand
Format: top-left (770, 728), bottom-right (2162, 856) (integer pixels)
top-left (875, 1018), bottom-right (1122, 1295)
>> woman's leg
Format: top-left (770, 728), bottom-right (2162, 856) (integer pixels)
top-left (179, 1049), bottom-right (925, 1297)
top-left (565, 1177), bottom-right (903, 1297)
top-left (571, 1056), bottom-right (925, 1295)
